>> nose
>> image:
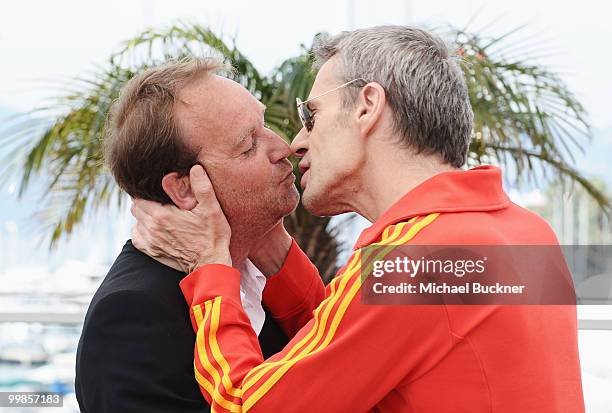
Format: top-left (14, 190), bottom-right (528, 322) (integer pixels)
top-left (268, 131), bottom-right (293, 164)
top-left (290, 128), bottom-right (308, 159)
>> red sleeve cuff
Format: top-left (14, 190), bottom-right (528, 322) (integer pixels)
top-left (263, 239), bottom-right (320, 318)
top-left (179, 264), bottom-right (241, 307)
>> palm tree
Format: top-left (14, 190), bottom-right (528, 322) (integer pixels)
top-left (2, 22), bottom-right (607, 282)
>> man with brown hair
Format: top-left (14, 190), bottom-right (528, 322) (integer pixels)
top-left (75, 57), bottom-right (322, 413)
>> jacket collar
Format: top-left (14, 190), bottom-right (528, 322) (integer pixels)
top-left (354, 165), bottom-right (510, 249)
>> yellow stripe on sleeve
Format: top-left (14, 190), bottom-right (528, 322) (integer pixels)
top-left (243, 213), bottom-right (439, 411)
top-left (207, 297), bottom-right (244, 400)
top-left (242, 220), bottom-right (410, 395)
top-left (241, 250), bottom-right (363, 389)
top-left (193, 304), bottom-right (241, 412)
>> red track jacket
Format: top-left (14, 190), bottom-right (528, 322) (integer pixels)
top-left (179, 165), bottom-right (585, 412)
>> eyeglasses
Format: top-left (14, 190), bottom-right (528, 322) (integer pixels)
top-left (295, 78), bottom-right (367, 132)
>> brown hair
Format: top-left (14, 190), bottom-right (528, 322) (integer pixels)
top-left (104, 57), bottom-right (228, 204)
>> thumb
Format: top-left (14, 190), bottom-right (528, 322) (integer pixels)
top-left (189, 164), bottom-right (217, 207)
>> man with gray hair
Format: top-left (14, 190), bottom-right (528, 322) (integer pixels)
top-left (133, 25), bottom-right (584, 412)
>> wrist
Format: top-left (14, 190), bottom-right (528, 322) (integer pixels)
top-left (192, 251), bottom-right (232, 272)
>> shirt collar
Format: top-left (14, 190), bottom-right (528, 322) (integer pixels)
top-left (354, 165), bottom-right (510, 249)
top-left (238, 259), bottom-right (267, 336)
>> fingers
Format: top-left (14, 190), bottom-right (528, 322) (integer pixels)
top-left (131, 222), bottom-right (147, 253)
top-left (130, 166), bottom-right (231, 271)
top-left (132, 219), bottom-right (161, 257)
top-left (130, 201), bottom-right (153, 227)
top-left (131, 198), bottom-right (182, 230)
top-left (131, 198), bottom-right (164, 218)
top-left (189, 164), bottom-right (219, 208)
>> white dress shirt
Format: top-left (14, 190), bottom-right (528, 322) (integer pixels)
top-left (237, 259), bottom-right (267, 336)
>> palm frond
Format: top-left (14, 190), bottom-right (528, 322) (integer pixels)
top-left (2, 21), bottom-right (608, 263)
top-left (110, 21), bottom-right (269, 95)
top-left (483, 144), bottom-right (610, 214)
top-left (1, 22), bottom-right (267, 246)
top-left (262, 48), bottom-right (315, 143)
top-left (451, 26), bottom-right (607, 208)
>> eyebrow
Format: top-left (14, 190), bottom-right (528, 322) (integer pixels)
top-left (235, 104), bottom-right (267, 147)
top-left (236, 127), bottom-right (255, 149)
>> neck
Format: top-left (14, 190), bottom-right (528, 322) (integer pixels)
top-left (228, 219), bottom-right (275, 268)
top-left (351, 141), bottom-right (457, 223)
top-left (229, 234), bottom-right (250, 268)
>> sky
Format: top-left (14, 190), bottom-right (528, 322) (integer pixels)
top-left (0, 0), bottom-right (611, 266)
top-left (0, 0), bottom-right (610, 129)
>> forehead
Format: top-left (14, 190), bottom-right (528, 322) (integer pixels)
top-left (175, 74), bottom-right (263, 148)
top-left (308, 56), bottom-right (342, 100)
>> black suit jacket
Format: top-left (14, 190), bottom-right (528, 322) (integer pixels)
top-left (75, 240), bottom-right (288, 413)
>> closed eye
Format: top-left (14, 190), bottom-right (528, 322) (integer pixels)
top-left (242, 137), bottom-right (257, 156)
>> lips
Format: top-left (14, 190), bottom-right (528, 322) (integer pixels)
top-left (300, 169), bottom-right (309, 189)
top-left (281, 169), bottom-right (295, 183)
top-left (298, 161), bottom-right (310, 189)
top-left (298, 161), bottom-right (310, 175)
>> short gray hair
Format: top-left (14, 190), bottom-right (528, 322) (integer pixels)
top-left (312, 25), bottom-right (473, 167)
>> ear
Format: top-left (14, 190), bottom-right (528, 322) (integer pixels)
top-left (355, 82), bottom-right (387, 137)
top-left (161, 172), bottom-right (198, 210)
